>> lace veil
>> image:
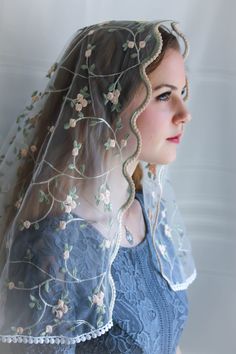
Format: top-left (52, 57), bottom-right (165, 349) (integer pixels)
top-left (0, 20), bottom-right (196, 345)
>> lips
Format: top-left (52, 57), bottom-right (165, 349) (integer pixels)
top-left (166, 133), bottom-right (182, 144)
top-left (167, 133), bottom-right (182, 140)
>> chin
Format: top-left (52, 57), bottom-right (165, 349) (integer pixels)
top-left (148, 154), bottom-right (177, 165)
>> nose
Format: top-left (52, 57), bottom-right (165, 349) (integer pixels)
top-left (173, 99), bottom-right (192, 125)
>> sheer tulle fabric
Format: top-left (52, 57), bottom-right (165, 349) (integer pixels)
top-left (0, 20), bottom-right (196, 345)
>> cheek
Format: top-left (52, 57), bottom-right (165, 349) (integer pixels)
top-left (136, 105), bottom-right (167, 142)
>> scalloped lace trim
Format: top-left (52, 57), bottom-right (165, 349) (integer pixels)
top-left (168, 268), bottom-right (197, 291)
top-left (0, 320), bottom-right (113, 345)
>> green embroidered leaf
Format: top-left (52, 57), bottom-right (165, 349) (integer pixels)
top-left (130, 53), bottom-right (138, 59)
top-left (30, 294), bottom-right (37, 302)
top-left (34, 222), bottom-right (39, 230)
top-left (31, 90), bottom-right (38, 97)
top-left (29, 302), bottom-right (35, 309)
top-left (79, 164), bottom-right (85, 174)
top-left (115, 117), bottom-right (122, 130)
top-left (81, 64), bottom-right (88, 70)
top-left (108, 83), bottom-right (116, 91)
top-left (44, 280), bottom-right (50, 293)
top-left (68, 164), bottom-right (75, 170)
top-left (64, 122), bottom-right (70, 130)
top-left (90, 64), bottom-right (95, 72)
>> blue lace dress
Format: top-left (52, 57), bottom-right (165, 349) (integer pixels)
top-left (1, 191), bottom-right (189, 354)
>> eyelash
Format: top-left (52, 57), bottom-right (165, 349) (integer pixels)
top-left (156, 91), bottom-right (171, 102)
top-left (156, 88), bottom-right (187, 102)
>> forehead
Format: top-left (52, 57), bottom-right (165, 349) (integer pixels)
top-left (148, 49), bottom-right (186, 87)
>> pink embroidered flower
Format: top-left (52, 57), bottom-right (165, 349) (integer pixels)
top-left (15, 197), bottom-right (22, 209)
top-left (92, 291), bottom-right (104, 306)
top-left (59, 221), bottom-right (67, 230)
top-left (66, 195), bottom-right (73, 204)
top-left (109, 139), bottom-right (116, 148)
top-left (69, 119), bottom-right (77, 128)
top-left (64, 195), bottom-right (77, 213)
top-left (85, 49), bottom-right (92, 58)
top-left (55, 309), bottom-right (64, 319)
top-left (127, 41), bottom-right (135, 48)
top-left (120, 139), bottom-right (127, 148)
top-left (107, 92), bottom-right (114, 100)
top-left (16, 327), bottom-right (24, 334)
top-left (52, 299), bottom-right (69, 318)
top-left (139, 40), bottom-right (146, 48)
top-left (49, 125), bottom-right (55, 133)
top-left (20, 148), bottom-right (28, 158)
top-left (106, 90), bottom-right (120, 105)
top-left (81, 98), bottom-right (88, 107)
top-left (164, 224), bottom-right (172, 238)
top-left (31, 94), bottom-right (39, 103)
top-left (75, 103), bottom-right (83, 112)
top-left (76, 93), bottom-right (83, 101)
top-left (8, 282), bottom-right (15, 290)
top-left (30, 145), bottom-right (37, 153)
top-left (23, 220), bottom-right (31, 229)
top-left (159, 243), bottom-right (167, 257)
top-left (63, 250), bottom-right (70, 260)
top-left (45, 325), bottom-right (53, 334)
top-left (104, 240), bottom-right (111, 249)
top-left (72, 147), bottom-right (79, 157)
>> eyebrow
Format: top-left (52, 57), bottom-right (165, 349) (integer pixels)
top-left (153, 84), bottom-right (186, 91)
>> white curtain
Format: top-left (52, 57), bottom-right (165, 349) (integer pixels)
top-left (0, 0), bottom-right (235, 353)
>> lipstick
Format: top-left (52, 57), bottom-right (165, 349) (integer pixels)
top-left (166, 134), bottom-right (182, 144)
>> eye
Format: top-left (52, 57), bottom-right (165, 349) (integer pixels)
top-left (156, 91), bottom-right (171, 102)
top-left (181, 86), bottom-right (187, 98)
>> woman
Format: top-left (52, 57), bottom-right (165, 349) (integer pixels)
top-left (0, 20), bottom-right (196, 353)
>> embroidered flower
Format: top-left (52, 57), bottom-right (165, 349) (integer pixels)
top-left (88, 29), bottom-right (95, 35)
top-left (23, 220), bottom-right (31, 229)
top-left (55, 309), bottom-right (64, 319)
top-left (63, 194), bottom-right (77, 213)
top-left (46, 62), bottom-right (58, 78)
top-left (161, 208), bottom-right (166, 219)
top-left (69, 119), bottom-right (77, 128)
top-left (63, 250), bottom-right (70, 260)
top-left (105, 240), bottom-right (111, 248)
top-left (72, 147), bottom-right (79, 157)
top-left (45, 325), bottom-right (53, 334)
top-left (31, 93), bottom-right (40, 103)
top-left (99, 189), bottom-right (110, 205)
top-left (85, 49), bottom-right (92, 58)
top-left (20, 148), bottom-right (28, 158)
top-left (8, 282), bottom-right (15, 290)
top-left (120, 139), bottom-right (127, 148)
top-left (104, 138), bottom-right (116, 150)
top-left (81, 99), bottom-right (88, 107)
top-left (30, 145), bottom-right (37, 153)
top-left (92, 291), bottom-right (104, 306)
top-left (159, 243), bottom-right (167, 257)
top-left (16, 327), bottom-right (24, 334)
top-left (75, 103), bottom-right (83, 112)
top-left (15, 197), bottom-right (23, 209)
top-left (59, 221), bottom-right (67, 230)
top-left (147, 163), bottom-right (157, 179)
top-left (48, 125), bottom-right (55, 133)
top-left (139, 40), bottom-right (146, 48)
top-left (127, 40), bottom-right (135, 48)
top-left (164, 224), bottom-right (172, 238)
top-left (106, 89), bottom-right (120, 104)
top-left (52, 299), bottom-right (69, 319)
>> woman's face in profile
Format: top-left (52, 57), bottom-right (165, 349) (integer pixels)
top-left (137, 48), bottom-right (191, 165)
